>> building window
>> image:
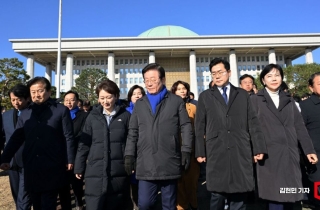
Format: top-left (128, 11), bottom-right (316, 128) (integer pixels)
top-left (135, 69), bottom-right (139, 74)
top-left (91, 60), bottom-right (94, 65)
top-left (247, 56), bottom-right (250, 62)
top-left (257, 65), bottom-right (261, 70)
top-left (134, 59), bottom-right (138, 64)
top-left (252, 65), bottom-right (256, 71)
top-left (243, 66), bottom-right (246, 70)
top-left (130, 78), bottom-right (133, 84)
top-left (276, 56), bottom-right (278, 61)
top-left (130, 59), bottom-right (133, 64)
top-left (125, 59), bottom-right (128, 65)
top-left (200, 58), bottom-right (204, 63)
top-left (130, 69), bottom-right (133, 74)
top-left (251, 56), bottom-right (255, 62)
top-left (197, 77), bottom-right (199, 82)
top-left (134, 78), bottom-right (138, 84)
top-left (120, 59), bottom-right (123, 65)
top-left (139, 59), bottom-right (143, 64)
top-left (86, 60), bottom-right (90, 65)
top-left (120, 69), bottom-right (124, 74)
top-left (196, 67), bottom-right (200, 72)
top-left (125, 69), bottom-right (128, 74)
top-left (201, 77), bottom-right (204, 82)
top-left (206, 76), bottom-right (210, 82)
top-left (205, 67), bottom-right (209, 72)
top-left (279, 55), bottom-right (283, 61)
top-left (266, 56), bottom-right (268, 62)
top-left (139, 77), bottom-right (143, 83)
top-left (62, 61), bottom-right (66, 66)
top-left (205, 57), bottom-right (208, 62)
top-left (261, 56), bottom-right (264, 62)
top-left (238, 57), bottom-right (241, 62)
top-left (105, 60), bottom-right (108, 65)
top-left (120, 88), bottom-right (124, 94)
top-left (76, 60), bottom-right (80, 66)
top-left (62, 79), bottom-right (65, 85)
top-left (82, 60), bottom-right (85, 66)
top-left (125, 78), bottom-right (128, 84)
top-left (115, 60), bottom-right (118, 65)
top-left (248, 66), bottom-right (251, 71)
top-left (262, 65), bottom-right (265, 70)
top-left (196, 58), bottom-right (199, 63)
top-left (105, 69), bottom-right (108, 74)
top-left (256, 56), bottom-right (259, 62)
top-left (139, 69), bottom-right (142, 73)
top-left (242, 57), bottom-right (245, 62)
top-left (61, 70), bottom-right (66, 75)
top-left (238, 66), bottom-right (242, 71)
top-left (101, 60), bottom-right (104, 65)
top-left (201, 67), bottom-right (204, 72)
top-left (120, 78), bottom-right (124, 84)
top-left (144, 59), bottom-right (148, 64)
top-left (115, 69), bottom-right (119, 74)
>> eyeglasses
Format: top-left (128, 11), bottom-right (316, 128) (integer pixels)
top-left (211, 71), bottom-right (228, 77)
top-left (64, 99), bottom-right (76, 103)
top-left (30, 89), bottom-right (45, 94)
top-left (144, 78), bottom-right (159, 84)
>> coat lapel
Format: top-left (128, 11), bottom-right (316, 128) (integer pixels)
top-left (278, 91), bottom-right (291, 111)
top-left (226, 85), bottom-right (239, 113)
top-left (211, 86), bottom-right (228, 109)
top-left (310, 94), bottom-right (320, 105)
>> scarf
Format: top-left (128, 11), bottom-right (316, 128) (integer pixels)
top-left (146, 85), bottom-right (168, 115)
top-left (70, 106), bottom-right (79, 120)
top-left (126, 101), bottom-right (135, 114)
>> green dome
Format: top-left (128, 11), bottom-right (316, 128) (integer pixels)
top-left (138, 25), bottom-right (199, 37)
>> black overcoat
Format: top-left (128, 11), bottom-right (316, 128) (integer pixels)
top-left (74, 104), bottom-right (130, 209)
top-left (195, 84), bottom-right (267, 193)
top-left (1, 99), bottom-right (75, 192)
top-left (125, 92), bottom-right (193, 180)
top-left (251, 89), bottom-right (315, 202)
top-left (300, 94), bottom-right (320, 182)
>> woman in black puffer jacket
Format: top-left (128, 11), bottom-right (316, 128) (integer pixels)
top-left (74, 80), bottom-right (131, 210)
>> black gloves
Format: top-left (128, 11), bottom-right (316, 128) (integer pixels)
top-left (181, 152), bottom-right (191, 170)
top-left (124, 155), bottom-right (135, 175)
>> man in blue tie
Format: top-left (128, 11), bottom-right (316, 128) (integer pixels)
top-left (195, 58), bottom-right (267, 210)
top-left (2, 84), bottom-right (31, 210)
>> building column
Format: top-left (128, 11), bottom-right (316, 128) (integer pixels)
top-left (305, 48), bottom-right (314, 64)
top-left (45, 63), bottom-right (52, 83)
top-left (65, 53), bottom-right (74, 91)
top-left (26, 54), bottom-right (34, 79)
top-left (268, 48), bottom-right (276, 64)
top-left (149, 51), bottom-right (155, 63)
top-left (189, 50), bottom-right (198, 99)
top-left (229, 49), bottom-right (239, 87)
top-left (285, 58), bottom-right (292, 67)
top-left (108, 52), bottom-right (115, 81)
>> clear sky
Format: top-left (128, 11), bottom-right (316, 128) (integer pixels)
top-left (1, 0), bottom-right (319, 79)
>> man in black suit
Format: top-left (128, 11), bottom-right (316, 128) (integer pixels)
top-left (58, 90), bottom-right (88, 210)
top-left (0, 77), bottom-right (75, 210)
top-left (195, 58), bottom-right (267, 210)
top-left (2, 84), bottom-right (31, 210)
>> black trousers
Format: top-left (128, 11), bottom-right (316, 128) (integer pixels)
top-left (138, 179), bottom-right (177, 210)
top-left (210, 192), bottom-right (247, 210)
top-left (8, 168), bottom-right (32, 210)
top-left (30, 189), bottom-right (58, 210)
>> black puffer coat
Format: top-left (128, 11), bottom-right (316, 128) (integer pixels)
top-left (74, 104), bottom-right (130, 209)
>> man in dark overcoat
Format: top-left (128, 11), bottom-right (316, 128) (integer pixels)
top-left (195, 58), bottom-right (267, 210)
top-left (2, 84), bottom-right (31, 210)
top-left (124, 63), bottom-right (193, 210)
top-left (0, 77), bottom-right (75, 210)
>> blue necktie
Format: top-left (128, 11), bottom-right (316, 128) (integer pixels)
top-left (17, 110), bottom-right (21, 117)
top-left (222, 86), bottom-right (228, 105)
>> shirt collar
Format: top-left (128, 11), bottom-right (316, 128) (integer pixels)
top-left (103, 108), bottom-right (116, 116)
top-left (218, 83), bottom-right (230, 91)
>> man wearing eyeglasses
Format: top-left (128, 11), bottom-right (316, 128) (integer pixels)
top-left (1, 77), bottom-right (75, 210)
top-left (125, 63), bottom-right (193, 210)
top-left (195, 58), bottom-right (267, 210)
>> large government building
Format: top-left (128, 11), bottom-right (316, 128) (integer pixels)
top-left (10, 25), bottom-right (320, 99)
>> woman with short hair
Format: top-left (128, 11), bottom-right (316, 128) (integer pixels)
top-left (74, 80), bottom-right (131, 210)
top-left (251, 64), bottom-right (318, 210)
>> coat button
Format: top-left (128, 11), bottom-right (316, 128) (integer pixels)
top-left (227, 147), bottom-right (230, 150)
top-left (227, 131), bottom-right (230, 133)
top-left (108, 150), bottom-right (111, 153)
top-left (226, 115), bottom-right (228, 117)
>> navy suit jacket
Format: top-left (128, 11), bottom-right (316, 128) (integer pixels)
top-left (2, 109), bottom-right (24, 168)
top-left (1, 98), bottom-right (75, 192)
